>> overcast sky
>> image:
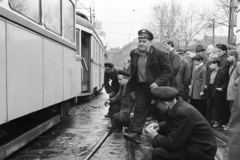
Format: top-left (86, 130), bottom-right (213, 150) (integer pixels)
top-left (78, 0), bottom-right (225, 48)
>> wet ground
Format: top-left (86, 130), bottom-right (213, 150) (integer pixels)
top-left (6, 90), bottom-right (228, 160)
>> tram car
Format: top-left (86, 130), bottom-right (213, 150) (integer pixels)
top-left (0, 0), bottom-right (104, 158)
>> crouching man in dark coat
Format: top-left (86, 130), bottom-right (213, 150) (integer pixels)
top-left (146, 87), bottom-right (217, 160)
top-left (104, 70), bottom-right (135, 131)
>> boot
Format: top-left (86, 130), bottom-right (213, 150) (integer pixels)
top-left (123, 132), bottom-right (141, 144)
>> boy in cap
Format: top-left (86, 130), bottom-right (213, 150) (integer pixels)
top-left (206, 58), bottom-right (228, 127)
top-left (104, 70), bottom-right (135, 131)
top-left (104, 62), bottom-right (120, 118)
top-left (188, 54), bottom-right (207, 117)
top-left (123, 29), bottom-right (172, 144)
top-left (146, 86), bottom-right (217, 160)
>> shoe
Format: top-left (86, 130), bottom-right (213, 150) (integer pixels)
top-left (213, 121), bottom-right (219, 128)
top-left (123, 132), bottom-right (141, 144)
top-left (107, 126), bottom-right (122, 132)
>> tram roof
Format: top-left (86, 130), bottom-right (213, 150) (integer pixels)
top-left (76, 14), bottom-right (94, 30)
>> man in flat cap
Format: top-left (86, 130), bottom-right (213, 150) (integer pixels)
top-left (146, 86), bottom-right (217, 160)
top-left (123, 29), bottom-right (172, 144)
top-left (104, 70), bottom-right (135, 131)
top-left (104, 62), bottom-right (120, 118)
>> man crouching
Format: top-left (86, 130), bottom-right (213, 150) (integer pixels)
top-left (146, 87), bottom-right (217, 160)
top-left (104, 70), bottom-right (135, 131)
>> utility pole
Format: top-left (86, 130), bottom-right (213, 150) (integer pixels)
top-left (212, 18), bottom-right (215, 45)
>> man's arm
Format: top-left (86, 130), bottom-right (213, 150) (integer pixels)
top-left (109, 91), bottom-right (121, 104)
top-left (154, 51), bottom-right (173, 86)
top-left (152, 113), bottom-right (193, 150)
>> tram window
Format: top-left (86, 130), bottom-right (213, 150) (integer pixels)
top-left (43, 0), bottom-right (61, 35)
top-left (9, 0), bottom-right (40, 23)
top-left (63, 0), bottom-right (74, 42)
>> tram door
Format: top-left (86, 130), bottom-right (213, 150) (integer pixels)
top-left (81, 31), bottom-right (91, 92)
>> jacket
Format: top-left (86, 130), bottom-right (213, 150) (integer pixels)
top-left (125, 46), bottom-right (172, 94)
top-left (109, 84), bottom-right (135, 122)
top-left (218, 53), bottom-right (231, 74)
top-left (104, 68), bottom-right (120, 94)
top-left (227, 61), bottom-right (240, 100)
top-left (153, 98), bottom-right (217, 160)
top-left (178, 58), bottom-right (192, 91)
top-left (189, 64), bottom-right (207, 99)
top-left (168, 49), bottom-right (181, 89)
top-left (207, 69), bottom-right (228, 98)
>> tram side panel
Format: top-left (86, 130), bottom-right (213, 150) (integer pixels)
top-left (43, 39), bottom-right (64, 108)
top-left (91, 61), bottom-right (100, 92)
top-left (0, 20), bottom-right (7, 125)
top-left (7, 23), bottom-right (44, 121)
top-left (63, 47), bottom-right (77, 100)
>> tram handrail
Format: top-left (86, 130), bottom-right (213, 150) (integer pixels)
top-left (81, 58), bottom-right (89, 71)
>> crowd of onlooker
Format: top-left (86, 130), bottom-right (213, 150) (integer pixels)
top-left (166, 42), bottom-right (240, 130)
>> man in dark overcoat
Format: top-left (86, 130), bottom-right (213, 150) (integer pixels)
top-left (164, 40), bottom-right (181, 89)
top-left (123, 29), bottom-right (172, 144)
top-left (147, 87), bottom-right (217, 160)
top-left (104, 62), bottom-right (120, 117)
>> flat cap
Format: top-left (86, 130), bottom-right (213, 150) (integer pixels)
top-left (151, 87), bottom-right (179, 102)
top-left (193, 54), bottom-right (203, 61)
top-left (118, 69), bottom-right (130, 77)
top-left (209, 57), bottom-right (220, 65)
top-left (195, 45), bottom-right (205, 52)
top-left (138, 29), bottom-right (153, 40)
top-left (216, 44), bottom-right (227, 51)
top-left (104, 62), bottom-right (114, 68)
top-left (227, 50), bottom-right (238, 57)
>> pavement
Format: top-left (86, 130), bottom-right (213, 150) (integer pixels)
top-left (5, 90), bottom-right (228, 160)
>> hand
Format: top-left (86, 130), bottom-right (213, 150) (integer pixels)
top-left (104, 100), bottom-right (110, 107)
top-left (200, 92), bottom-right (204, 96)
top-left (109, 92), bottom-right (115, 97)
top-left (150, 83), bottom-right (158, 88)
top-left (189, 85), bottom-right (191, 89)
top-left (146, 125), bottom-right (158, 140)
top-left (130, 112), bottom-right (134, 119)
top-left (146, 123), bottom-right (159, 131)
top-left (216, 88), bottom-right (223, 91)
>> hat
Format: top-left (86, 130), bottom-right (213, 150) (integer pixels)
top-left (104, 62), bottom-right (114, 68)
top-left (209, 57), bottom-right (220, 65)
top-left (216, 44), bottom-right (227, 51)
top-left (227, 50), bottom-right (238, 57)
top-left (118, 69), bottom-right (130, 77)
top-left (177, 49), bottom-right (184, 55)
top-left (151, 87), bottom-right (179, 104)
top-left (195, 45), bottom-right (205, 52)
top-left (193, 54), bottom-right (203, 61)
top-left (138, 29), bottom-right (153, 40)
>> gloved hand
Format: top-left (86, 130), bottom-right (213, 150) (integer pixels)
top-left (109, 92), bottom-right (115, 98)
top-left (104, 99), bottom-right (110, 107)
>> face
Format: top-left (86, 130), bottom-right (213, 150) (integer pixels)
top-left (105, 67), bottom-right (113, 73)
top-left (124, 61), bottom-right (130, 69)
top-left (138, 38), bottom-right (151, 51)
top-left (156, 101), bottom-right (170, 114)
top-left (206, 46), bottom-right (214, 54)
top-left (193, 60), bottom-right (202, 66)
top-left (186, 51), bottom-right (196, 59)
top-left (209, 63), bottom-right (218, 70)
top-left (227, 55), bottom-right (235, 62)
top-left (118, 75), bottom-right (128, 86)
top-left (216, 48), bottom-right (226, 57)
top-left (164, 42), bottom-right (171, 51)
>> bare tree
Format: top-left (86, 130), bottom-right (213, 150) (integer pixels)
top-left (145, 0), bottom-right (183, 42)
top-left (93, 20), bottom-right (106, 38)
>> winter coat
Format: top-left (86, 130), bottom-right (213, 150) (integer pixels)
top-left (104, 68), bottom-right (120, 94)
top-left (153, 97), bottom-right (217, 160)
top-left (168, 49), bottom-right (181, 89)
top-left (227, 61), bottom-right (240, 100)
top-left (109, 85), bottom-right (135, 122)
top-left (126, 45), bottom-right (172, 94)
top-left (189, 64), bottom-right (207, 99)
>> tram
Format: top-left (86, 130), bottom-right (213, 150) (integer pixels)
top-left (0, 0), bottom-right (104, 158)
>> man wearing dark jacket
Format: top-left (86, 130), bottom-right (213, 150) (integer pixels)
top-left (123, 29), bottom-right (172, 144)
top-left (147, 87), bottom-right (217, 160)
top-left (104, 62), bottom-right (120, 117)
top-left (216, 44), bottom-right (231, 74)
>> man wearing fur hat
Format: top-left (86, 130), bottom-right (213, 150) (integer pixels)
top-left (147, 86), bottom-right (217, 160)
